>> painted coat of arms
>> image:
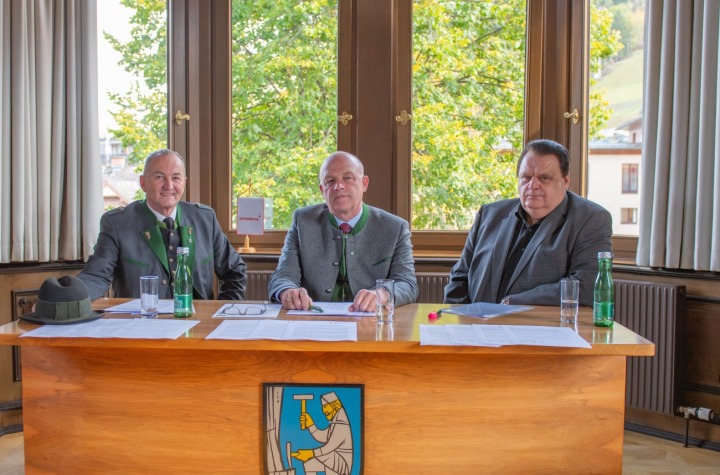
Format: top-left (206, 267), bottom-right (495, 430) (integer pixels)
top-left (264, 383), bottom-right (364, 475)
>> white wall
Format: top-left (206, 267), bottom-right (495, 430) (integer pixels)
top-left (587, 150), bottom-right (641, 236)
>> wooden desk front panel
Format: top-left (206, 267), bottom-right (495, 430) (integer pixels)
top-left (23, 345), bottom-right (625, 474)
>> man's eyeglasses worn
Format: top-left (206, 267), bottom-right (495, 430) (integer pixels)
top-left (219, 303), bottom-right (266, 316)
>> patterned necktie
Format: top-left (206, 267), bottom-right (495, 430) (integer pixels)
top-left (339, 223), bottom-right (353, 234)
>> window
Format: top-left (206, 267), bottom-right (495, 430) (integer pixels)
top-left (622, 163), bottom-right (639, 193)
top-left (163, 1), bottom-right (638, 256)
top-left (411, 0), bottom-right (526, 230)
top-left (587, 0), bottom-right (644, 239)
top-left (230, 0), bottom-right (338, 230)
top-left (97, 0), bottom-right (168, 210)
top-left (621, 207), bottom-right (638, 225)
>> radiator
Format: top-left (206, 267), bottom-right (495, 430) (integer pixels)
top-left (417, 272), bottom-right (450, 303)
top-left (246, 270), bottom-right (274, 301)
top-left (615, 279), bottom-right (686, 415)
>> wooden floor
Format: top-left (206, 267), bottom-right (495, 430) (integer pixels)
top-left (0, 430), bottom-right (718, 474)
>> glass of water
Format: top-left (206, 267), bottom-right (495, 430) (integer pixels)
top-left (140, 276), bottom-right (159, 318)
top-left (375, 279), bottom-right (395, 324)
top-left (560, 277), bottom-right (579, 324)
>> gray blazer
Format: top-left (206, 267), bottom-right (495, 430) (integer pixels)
top-left (78, 200), bottom-right (247, 301)
top-left (268, 204), bottom-right (419, 306)
top-left (444, 192), bottom-right (612, 306)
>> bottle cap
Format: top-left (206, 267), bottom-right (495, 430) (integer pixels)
top-left (598, 251), bottom-right (613, 259)
top-left (177, 247), bottom-right (190, 254)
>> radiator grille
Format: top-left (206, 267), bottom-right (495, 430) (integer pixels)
top-left (417, 273), bottom-right (450, 303)
top-left (615, 279), bottom-right (685, 415)
top-left (246, 270), bottom-right (273, 301)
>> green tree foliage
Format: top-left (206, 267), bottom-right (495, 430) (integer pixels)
top-left (105, 0), bottom-right (167, 165)
top-left (231, 1), bottom-right (338, 228)
top-left (589, 2), bottom-right (623, 141)
top-left (412, 0), bottom-right (526, 229)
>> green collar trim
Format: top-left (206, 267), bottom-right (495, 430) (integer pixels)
top-left (327, 204), bottom-right (368, 235)
top-left (143, 200), bottom-right (182, 228)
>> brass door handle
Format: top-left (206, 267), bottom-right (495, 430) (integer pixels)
top-left (175, 110), bottom-right (191, 125)
top-left (564, 108), bottom-right (580, 124)
top-left (395, 110), bottom-right (412, 126)
top-left (337, 111), bottom-right (353, 125)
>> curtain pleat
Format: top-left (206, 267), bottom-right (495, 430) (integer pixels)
top-left (638, 0), bottom-right (720, 272)
top-left (0, 0), bottom-right (101, 263)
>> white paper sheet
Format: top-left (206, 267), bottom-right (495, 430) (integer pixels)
top-left (206, 320), bottom-right (358, 341)
top-left (286, 301), bottom-right (374, 317)
top-left (20, 318), bottom-right (199, 339)
top-left (420, 324), bottom-right (591, 348)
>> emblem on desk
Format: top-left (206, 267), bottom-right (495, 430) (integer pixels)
top-left (263, 383), bottom-right (364, 475)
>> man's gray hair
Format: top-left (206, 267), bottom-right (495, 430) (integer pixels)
top-left (143, 149), bottom-right (185, 175)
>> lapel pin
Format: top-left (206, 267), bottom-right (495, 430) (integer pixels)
top-left (144, 231), bottom-right (151, 240)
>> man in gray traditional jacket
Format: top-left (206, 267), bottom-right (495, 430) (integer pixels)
top-left (78, 149), bottom-right (246, 301)
top-left (269, 151), bottom-right (418, 312)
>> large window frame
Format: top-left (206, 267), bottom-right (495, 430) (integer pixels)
top-left (167, 0), bottom-right (637, 261)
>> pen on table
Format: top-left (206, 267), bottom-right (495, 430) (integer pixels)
top-left (308, 304), bottom-right (324, 313)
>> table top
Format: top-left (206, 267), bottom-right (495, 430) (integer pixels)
top-left (0, 299), bottom-right (655, 356)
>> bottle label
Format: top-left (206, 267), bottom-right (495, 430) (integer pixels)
top-left (174, 294), bottom-right (192, 317)
top-left (593, 301), bottom-right (614, 327)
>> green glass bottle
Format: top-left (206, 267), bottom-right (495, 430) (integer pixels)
top-left (173, 247), bottom-right (193, 318)
top-left (593, 251), bottom-right (614, 327)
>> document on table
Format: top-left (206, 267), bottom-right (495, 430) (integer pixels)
top-left (104, 299), bottom-right (194, 315)
top-left (286, 301), bottom-right (375, 317)
top-left (20, 318), bottom-right (199, 339)
top-left (206, 320), bottom-right (357, 341)
top-left (212, 303), bottom-right (282, 318)
top-left (439, 302), bottom-right (533, 319)
top-left (419, 324), bottom-right (591, 348)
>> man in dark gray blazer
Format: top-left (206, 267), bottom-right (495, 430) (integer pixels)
top-left (78, 149), bottom-right (246, 301)
top-left (444, 139), bottom-right (612, 307)
top-left (269, 151), bottom-right (418, 312)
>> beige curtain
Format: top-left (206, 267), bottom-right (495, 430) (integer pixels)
top-left (0, 0), bottom-right (102, 263)
top-left (638, 0), bottom-right (720, 271)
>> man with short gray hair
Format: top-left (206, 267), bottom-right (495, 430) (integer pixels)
top-left (269, 151), bottom-right (418, 312)
top-left (78, 149), bottom-right (246, 301)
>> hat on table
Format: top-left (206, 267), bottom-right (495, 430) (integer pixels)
top-left (20, 275), bottom-right (104, 325)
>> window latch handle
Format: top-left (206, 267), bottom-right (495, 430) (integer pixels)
top-left (563, 108), bottom-right (580, 124)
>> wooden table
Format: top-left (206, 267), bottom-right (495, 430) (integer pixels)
top-left (0, 301), bottom-right (654, 474)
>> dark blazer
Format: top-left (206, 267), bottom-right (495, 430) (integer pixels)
top-left (78, 200), bottom-right (246, 301)
top-left (444, 192), bottom-right (612, 306)
top-left (268, 204), bottom-right (419, 306)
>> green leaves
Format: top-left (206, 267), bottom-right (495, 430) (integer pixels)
top-left (411, 0), bottom-right (526, 229)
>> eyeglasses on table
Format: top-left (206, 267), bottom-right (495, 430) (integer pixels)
top-left (218, 303), bottom-right (267, 316)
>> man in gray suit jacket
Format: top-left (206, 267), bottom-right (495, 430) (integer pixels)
top-left (269, 151), bottom-right (418, 312)
top-left (78, 149), bottom-right (246, 301)
top-left (444, 139), bottom-right (612, 307)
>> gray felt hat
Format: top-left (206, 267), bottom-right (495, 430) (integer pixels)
top-left (20, 276), bottom-right (104, 325)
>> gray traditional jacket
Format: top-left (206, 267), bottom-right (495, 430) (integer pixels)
top-left (78, 200), bottom-right (246, 301)
top-left (268, 203), bottom-right (418, 306)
